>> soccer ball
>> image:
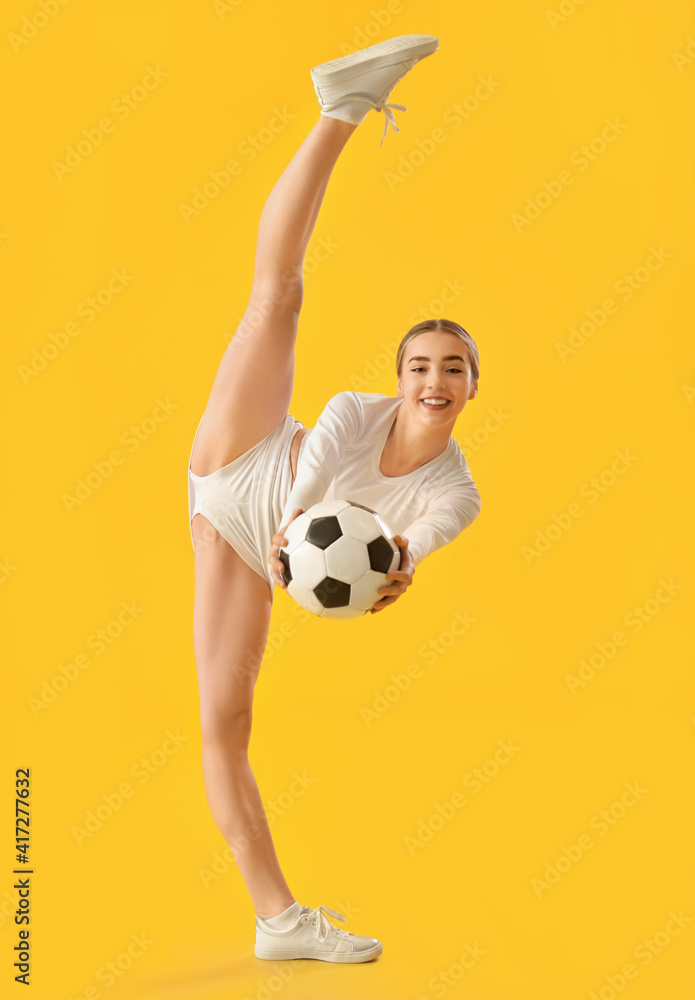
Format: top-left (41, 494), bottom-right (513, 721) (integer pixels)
top-left (278, 499), bottom-right (401, 619)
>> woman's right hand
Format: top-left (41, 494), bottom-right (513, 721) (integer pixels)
top-left (269, 509), bottom-right (304, 589)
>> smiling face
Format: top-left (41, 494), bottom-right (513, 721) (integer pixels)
top-left (396, 330), bottom-right (478, 424)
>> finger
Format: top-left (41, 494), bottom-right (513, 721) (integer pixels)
top-left (371, 595), bottom-right (398, 612)
top-left (385, 570), bottom-right (410, 582)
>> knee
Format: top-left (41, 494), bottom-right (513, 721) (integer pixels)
top-left (249, 271), bottom-right (303, 315)
top-left (200, 706), bottom-right (253, 750)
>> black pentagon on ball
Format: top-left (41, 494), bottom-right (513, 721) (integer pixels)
top-left (306, 515), bottom-right (343, 549)
top-left (368, 535), bottom-right (396, 574)
top-left (279, 548), bottom-right (292, 585)
top-left (314, 576), bottom-right (351, 608)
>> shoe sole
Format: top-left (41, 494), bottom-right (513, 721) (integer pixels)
top-left (311, 34), bottom-right (438, 87)
top-left (255, 941), bottom-right (383, 963)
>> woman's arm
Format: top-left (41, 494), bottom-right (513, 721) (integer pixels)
top-left (402, 485), bottom-right (482, 567)
top-left (278, 391), bottom-right (361, 530)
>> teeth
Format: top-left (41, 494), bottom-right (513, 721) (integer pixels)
top-left (421, 398), bottom-right (448, 406)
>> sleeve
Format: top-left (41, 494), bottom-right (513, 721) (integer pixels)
top-left (402, 481), bottom-right (481, 568)
top-left (278, 391), bottom-right (362, 530)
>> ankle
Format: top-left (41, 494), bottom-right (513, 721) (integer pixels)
top-left (256, 899), bottom-right (298, 920)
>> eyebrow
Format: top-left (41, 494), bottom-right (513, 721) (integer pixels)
top-left (407, 355), bottom-right (466, 363)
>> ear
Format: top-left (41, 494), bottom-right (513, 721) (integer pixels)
top-left (396, 376), bottom-right (404, 398)
top-left (468, 379), bottom-right (478, 400)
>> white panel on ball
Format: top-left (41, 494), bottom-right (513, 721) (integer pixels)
top-left (336, 506), bottom-right (382, 543)
top-left (284, 512), bottom-right (313, 547)
top-left (350, 569), bottom-right (388, 611)
top-left (290, 540), bottom-right (328, 590)
top-left (287, 580), bottom-right (324, 617)
top-left (324, 536), bottom-right (370, 584)
top-left (304, 499), bottom-right (351, 518)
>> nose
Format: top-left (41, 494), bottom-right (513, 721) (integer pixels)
top-left (426, 371), bottom-right (446, 391)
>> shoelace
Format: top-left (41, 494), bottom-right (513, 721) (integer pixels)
top-left (320, 94), bottom-right (408, 147)
top-left (306, 905), bottom-right (352, 943)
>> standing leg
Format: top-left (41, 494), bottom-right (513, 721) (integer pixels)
top-left (192, 514), bottom-right (294, 917)
top-left (191, 116), bottom-right (357, 477)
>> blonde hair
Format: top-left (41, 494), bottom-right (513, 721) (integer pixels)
top-left (396, 319), bottom-right (480, 382)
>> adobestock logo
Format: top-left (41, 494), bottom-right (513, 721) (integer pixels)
top-left (384, 77), bottom-right (502, 193)
top-left (52, 67), bottom-right (169, 181)
top-left (531, 781), bottom-right (647, 898)
top-left (545, 0), bottom-right (589, 31)
top-left (521, 449), bottom-right (638, 565)
top-left (18, 268), bottom-right (135, 385)
top-left (511, 116), bottom-right (629, 233)
top-left (555, 246), bottom-right (672, 362)
top-left (404, 739), bottom-right (520, 856)
top-left (27, 600), bottom-right (145, 717)
top-left (179, 107), bottom-right (296, 223)
top-left (7, 0), bottom-right (70, 53)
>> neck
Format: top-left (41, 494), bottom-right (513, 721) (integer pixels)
top-left (383, 399), bottom-right (452, 473)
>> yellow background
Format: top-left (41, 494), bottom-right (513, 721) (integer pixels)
top-left (3, 1), bottom-right (694, 997)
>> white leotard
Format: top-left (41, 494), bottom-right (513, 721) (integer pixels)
top-left (280, 391), bottom-right (481, 567)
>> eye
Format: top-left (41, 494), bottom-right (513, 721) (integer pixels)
top-left (409, 366), bottom-right (464, 374)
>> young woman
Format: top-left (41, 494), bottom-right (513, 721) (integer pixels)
top-left (187, 34), bottom-right (481, 964)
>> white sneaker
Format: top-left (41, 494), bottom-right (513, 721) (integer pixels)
top-left (255, 904), bottom-right (383, 963)
top-left (311, 34), bottom-right (439, 146)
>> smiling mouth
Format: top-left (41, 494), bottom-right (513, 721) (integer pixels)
top-left (420, 397), bottom-right (451, 409)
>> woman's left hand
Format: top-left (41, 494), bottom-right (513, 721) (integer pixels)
top-left (370, 535), bottom-right (414, 614)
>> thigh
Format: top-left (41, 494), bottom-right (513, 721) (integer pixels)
top-left (192, 513), bottom-right (274, 739)
top-left (191, 290), bottom-right (300, 477)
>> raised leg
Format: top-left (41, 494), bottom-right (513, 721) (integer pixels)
top-left (191, 115), bottom-right (357, 477)
top-left (190, 114), bottom-right (359, 917)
